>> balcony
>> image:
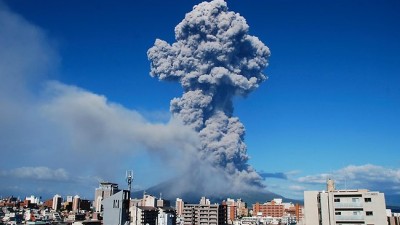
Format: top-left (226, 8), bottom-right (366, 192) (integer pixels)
top-left (335, 215), bottom-right (364, 221)
top-left (334, 202), bottom-right (363, 208)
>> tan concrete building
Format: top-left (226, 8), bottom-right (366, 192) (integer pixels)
top-left (304, 179), bottom-right (387, 225)
top-left (72, 195), bottom-right (80, 211)
top-left (176, 198), bottom-right (184, 217)
top-left (388, 211), bottom-right (400, 225)
top-left (235, 199), bottom-right (248, 218)
top-left (94, 182), bottom-right (119, 212)
top-left (182, 197), bottom-right (227, 225)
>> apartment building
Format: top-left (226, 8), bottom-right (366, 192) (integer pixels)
top-left (182, 197), bottom-right (227, 225)
top-left (72, 195), bottom-right (80, 211)
top-left (176, 198), bottom-right (185, 217)
top-left (94, 182), bottom-right (120, 212)
top-left (130, 193), bottom-right (176, 225)
top-left (224, 198), bottom-right (236, 224)
top-left (387, 211), bottom-right (400, 225)
top-left (304, 179), bottom-right (387, 225)
top-left (235, 199), bottom-right (248, 218)
top-left (52, 194), bottom-right (62, 211)
top-left (252, 199), bottom-right (285, 217)
top-left (102, 190), bottom-right (131, 225)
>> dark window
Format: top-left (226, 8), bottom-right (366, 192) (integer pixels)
top-left (113, 200), bottom-right (119, 208)
top-left (365, 198), bottom-right (372, 202)
top-left (334, 198), bottom-right (340, 202)
top-left (334, 194), bottom-right (362, 197)
top-left (335, 212), bottom-right (341, 215)
top-left (366, 211), bottom-right (373, 216)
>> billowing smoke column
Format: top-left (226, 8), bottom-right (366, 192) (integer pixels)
top-left (148, 0), bottom-right (270, 188)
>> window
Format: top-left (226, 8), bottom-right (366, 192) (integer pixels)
top-left (335, 212), bottom-right (341, 215)
top-left (113, 200), bottom-right (119, 208)
top-left (334, 198), bottom-right (340, 202)
top-left (366, 211), bottom-right (373, 216)
top-left (365, 198), bottom-right (372, 202)
top-left (352, 198), bottom-right (359, 202)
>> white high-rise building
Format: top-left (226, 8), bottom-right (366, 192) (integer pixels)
top-left (304, 179), bottom-right (387, 225)
top-left (52, 194), bottom-right (62, 211)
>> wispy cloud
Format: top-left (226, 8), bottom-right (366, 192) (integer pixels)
top-left (261, 165), bottom-right (400, 201)
top-left (296, 164), bottom-right (400, 195)
top-left (0, 167), bottom-right (69, 181)
top-left (259, 171), bottom-right (288, 180)
top-left (288, 185), bottom-right (306, 191)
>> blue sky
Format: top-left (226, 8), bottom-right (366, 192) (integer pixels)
top-left (0, 0), bottom-right (399, 204)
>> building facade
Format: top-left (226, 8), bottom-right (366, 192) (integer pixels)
top-left (52, 194), bottom-right (62, 211)
top-left (388, 211), bottom-right (400, 225)
top-left (182, 197), bottom-right (227, 225)
top-left (130, 206), bottom-right (159, 225)
top-left (235, 199), bottom-right (248, 218)
top-left (304, 180), bottom-right (387, 225)
top-left (158, 208), bottom-right (176, 225)
top-left (102, 190), bottom-right (130, 225)
top-left (130, 194), bottom-right (176, 225)
top-left (252, 199), bottom-right (285, 218)
top-left (176, 198), bottom-right (184, 217)
top-left (72, 195), bottom-right (80, 211)
top-left (94, 182), bottom-right (120, 212)
top-left (224, 198), bottom-right (236, 224)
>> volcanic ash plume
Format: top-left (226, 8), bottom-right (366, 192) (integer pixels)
top-left (148, 0), bottom-right (270, 189)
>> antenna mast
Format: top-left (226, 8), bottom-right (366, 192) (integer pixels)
top-left (126, 170), bottom-right (133, 192)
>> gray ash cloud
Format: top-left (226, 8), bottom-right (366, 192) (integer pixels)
top-left (148, 0), bottom-right (270, 190)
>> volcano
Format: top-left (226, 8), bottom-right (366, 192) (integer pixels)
top-left (132, 178), bottom-right (301, 205)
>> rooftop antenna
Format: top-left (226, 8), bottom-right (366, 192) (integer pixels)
top-left (126, 170), bottom-right (133, 192)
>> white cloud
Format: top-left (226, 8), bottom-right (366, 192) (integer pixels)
top-left (296, 164), bottom-right (400, 195)
top-left (288, 185), bottom-right (306, 191)
top-left (297, 173), bottom-right (332, 184)
top-left (263, 165), bottom-right (400, 201)
top-left (0, 167), bottom-right (69, 181)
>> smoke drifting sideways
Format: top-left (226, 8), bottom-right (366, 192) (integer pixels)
top-left (148, 0), bottom-right (270, 193)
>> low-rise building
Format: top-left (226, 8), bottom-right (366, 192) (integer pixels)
top-left (252, 199), bottom-right (284, 218)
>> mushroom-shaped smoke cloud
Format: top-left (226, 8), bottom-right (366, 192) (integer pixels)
top-left (148, 0), bottom-right (270, 191)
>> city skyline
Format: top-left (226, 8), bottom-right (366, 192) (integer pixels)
top-left (0, 0), bottom-right (399, 202)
